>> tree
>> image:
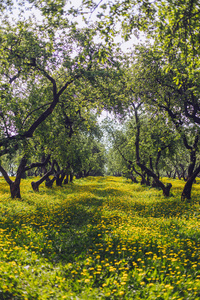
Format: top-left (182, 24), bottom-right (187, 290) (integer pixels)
top-left (104, 103), bottom-right (177, 196)
top-left (126, 45), bottom-right (200, 200)
top-left (28, 106), bottom-right (106, 191)
top-left (81, 0), bottom-right (200, 199)
top-left (0, 153), bottom-right (51, 198)
top-left (0, 19), bottom-right (114, 154)
top-left (0, 0), bottom-right (121, 197)
top-left (106, 148), bottom-right (124, 177)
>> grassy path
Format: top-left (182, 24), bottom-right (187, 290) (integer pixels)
top-left (0, 176), bottom-right (200, 299)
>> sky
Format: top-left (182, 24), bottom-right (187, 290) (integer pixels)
top-left (71, 0), bottom-right (144, 52)
top-left (8, 0), bottom-right (144, 54)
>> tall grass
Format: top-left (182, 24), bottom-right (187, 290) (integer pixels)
top-left (0, 176), bottom-right (200, 299)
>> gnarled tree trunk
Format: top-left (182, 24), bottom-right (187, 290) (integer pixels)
top-left (0, 154), bottom-right (51, 198)
top-left (64, 175), bottom-right (69, 184)
top-left (181, 133), bottom-right (199, 200)
top-left (0, 156), bottom-right (28, 198)
top-left (10, 181), bottom-right (21, 198)
top-left (56, 170), bottom-right (66, 186)
top-left (31, 166), bottom-right (53, 191)
top-left (70, 172), bottom-right (73, 182)
top-left (30, 156), bottom-right (53, 192)
top-left (45, 176), bottom-right (57, 188)
top-left (181, 164), bottom-right (200, 201)
top-left (137, 162), bottom-right (172, 196)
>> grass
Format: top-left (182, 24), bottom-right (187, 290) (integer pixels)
top-left (0, 176), bottom-right (200, 299)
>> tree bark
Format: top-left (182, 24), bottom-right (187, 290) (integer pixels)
top-left (56, 170), bottom-right (66, 186)
top-left (31, 160), bottom-right (55, 191)
top-left (183, 133), bottom-right (199, 179)
top-left (0, 156), bottom-right (27, 198)
top-left (10, 181), bottom-right (21, 198)
top-left (70, 173), bottom-right (73, 182)
top-left (130, 174), bottom-right (138, 183)
top-left (166, 171), bottom-right (172, 178)
top-left (45, 176), bottom-right (57, 188)
top-left (31, 170), bottom-right (52, 191)
top-left (64, 175), bottom-right (69, 184)
top-left (180, 133), bottom-right (199, 200)
top-left (0, 154), bottom-right (51, 197)
top-left (181, 164), bottom-right (200, 201)
top-left (137, 162), bottom-right (172, 196)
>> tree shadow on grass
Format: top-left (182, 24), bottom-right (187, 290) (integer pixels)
top-left (124, 198), bottom-right (198, 218)
top-left (94, 187), bottom-right (132, 198)
top-left (1, 178), bottom-right (200, 268)
top-left (95, 188), bottom-right (200, 219)
top-left (38, 202), bottom-right (104, 264)
top-left (1, 195), bottom-right (106, 265)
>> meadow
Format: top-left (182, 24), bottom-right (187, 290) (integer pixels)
top-left (0, 176), bottom-right (200, 299)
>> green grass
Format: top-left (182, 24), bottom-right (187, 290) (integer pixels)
top-left (0, 176), bottom-right (200, 299)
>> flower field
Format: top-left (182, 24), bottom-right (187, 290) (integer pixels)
top-left (0, 176), bottom-right (200, 299)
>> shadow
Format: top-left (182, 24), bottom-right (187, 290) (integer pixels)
top-left (1, 176), bottom-right (200, 268)
top-left (94, 187), bottom-right (131, 198)
top-left (106, 196), bottom-right (199, 218)
top-left (1, 192), bottom-right (105, 265)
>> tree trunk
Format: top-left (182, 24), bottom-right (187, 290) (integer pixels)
top-left (181, 179), bottom-right (193, 201)
top-left (166, 171), bottom-right (172, 178)
top-left (10, 181), bottom-right (21, 198)
top-left (45, 176), bottom-right (56, 188)
top-left (132, 101), bottom-right (172, 196)
top-left (181, 134), bottom-right (200, 200)
top-left (140, 177), bottom-right (146, 185)
top-left (0, 156), bottom-right (28, 199)
top-left (70, 173), bottom-right (73, 182)
top-left (128, 162), bottom-right (146, 185)
top-left (31, 170), bottom-right (53, 191)
top-left (130, 175), bottom-right (138, 183)
top-left (138, 162), bottom-right (172, 196)
top-left (56, 171), bottom-right (66, 186)
top-left (181, 164), bottom-right (200, 201)
top-left (64, 175), bottom-right (69, 184)
top-left (177, 170), bottom-right (181, 180)
top-left (21, 172), bottom-right (27, 179)
top-left (11, 156), bottom-right (28, 198)
top-left (31, 159), bottom-right (54, 192)
top-left (183, 133), bottom-right (199, 180)
top-left (146, 174), bottom-right (150, 186)
top-left (179, 164), bottom-right (187, 181)
top-left (163, 183), bottom-right (173, 197)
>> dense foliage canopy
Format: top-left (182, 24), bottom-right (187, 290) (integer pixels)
top-left (0, 0), bottom-right (199, 200)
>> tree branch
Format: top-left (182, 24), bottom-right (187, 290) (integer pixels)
top-left (0, 164), bottom-right (13, 185)
top-left (25, 154), bottom-right (51, 171)
top-left (22, 103), bottom-right (52, 126)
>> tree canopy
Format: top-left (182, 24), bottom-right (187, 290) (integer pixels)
top-left (0, 0), bottom-right (200, 200)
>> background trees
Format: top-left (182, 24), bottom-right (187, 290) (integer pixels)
top-left (0, 0), bottom-right (199, 200)
top-left (125, 44), bottom-right (200, 199)
top-left (0, 0), bottom-right (119, 197)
